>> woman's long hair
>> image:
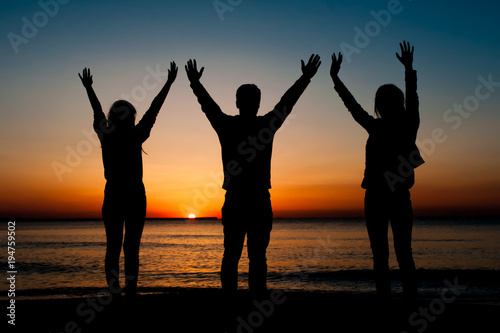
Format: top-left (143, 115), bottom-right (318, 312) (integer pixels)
top-left (108, 100), bottom-right (136, 128)
top-left (107, 100), bottom-right (147, 154)
top-left (374, 84), bottom-right (405, 120)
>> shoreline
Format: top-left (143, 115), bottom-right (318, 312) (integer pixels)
top-left (7, 268), bottom-right (500, 301)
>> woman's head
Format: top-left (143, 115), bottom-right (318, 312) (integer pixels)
top-left (108, 100), bottom-right (136, 128)
top-left (374, 84), bottom-right (405, 120)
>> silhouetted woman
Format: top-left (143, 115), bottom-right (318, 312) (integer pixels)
top-left (79, 62), bottom-right (177, 295)
top-left (330, 42), bottom-right (424, 301)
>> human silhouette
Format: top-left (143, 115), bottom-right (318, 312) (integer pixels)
top-left (78, 62), bottom-right (178, 296)
top-left (330, 42), bottom-right (424, 301)
top-left (185, 55), bottom-right (321, 296)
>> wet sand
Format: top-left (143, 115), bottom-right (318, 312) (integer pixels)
top-left (12, 288), bottom-right (499, 333)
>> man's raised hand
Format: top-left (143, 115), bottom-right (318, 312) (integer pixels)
top-left (185, 59), bottom-right (205, 83)
top-left (301, 54), bottom-right (321, 79)
top-left (330, 53), bottom-right (343, 79)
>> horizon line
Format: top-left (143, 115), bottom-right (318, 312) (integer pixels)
top-left (2, 214), bottom-right (500, 222)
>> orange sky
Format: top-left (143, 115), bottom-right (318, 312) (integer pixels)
top-left (1, 132), bottom-right (499, 219)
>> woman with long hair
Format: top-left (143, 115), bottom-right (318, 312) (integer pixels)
top-left (330, 42), bottom-right (424, 301)
top-left (79, 62), bottom-right (177, 296)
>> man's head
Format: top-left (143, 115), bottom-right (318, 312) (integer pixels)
top-left (236, 84), bottom-right (261, 117)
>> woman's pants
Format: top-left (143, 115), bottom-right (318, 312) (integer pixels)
top-left (102, 182), bottom-right (146, 294)
top-left (364, 188), bottom-right (417, 299)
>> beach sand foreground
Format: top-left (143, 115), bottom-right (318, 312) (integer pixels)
top-left (12, 289), bottom-right (499, 333)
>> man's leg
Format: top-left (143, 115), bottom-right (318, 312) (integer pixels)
top-left (221, 225), bottom-right (246, 293)
top-left (221, 195), bottom-right (246, 293)
top-left (247, 191), bottom-right (273, 295)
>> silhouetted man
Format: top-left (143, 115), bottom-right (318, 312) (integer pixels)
top-left (185, 55), bottom-right (321, 296)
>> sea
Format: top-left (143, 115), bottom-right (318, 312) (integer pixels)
top-left (2, 217), bottom-right (500, 300)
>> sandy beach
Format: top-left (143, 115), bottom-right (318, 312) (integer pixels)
top-left (12, 288), bottom-right (499, 333)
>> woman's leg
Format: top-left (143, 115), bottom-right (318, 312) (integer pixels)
top-left (102, 194), bottom-right (124, 291)
top-left (390, 189), bottom-right (417, 300)
top-left (123, 192), bottom-right (146, 295)
top-left (365, 189), bottom-right (391, 298)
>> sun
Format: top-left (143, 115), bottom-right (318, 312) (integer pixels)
top-left (188, 213), bottom-right (196, 219)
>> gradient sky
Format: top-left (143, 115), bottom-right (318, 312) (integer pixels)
top-left (1, 0), bottom-right (499, 218)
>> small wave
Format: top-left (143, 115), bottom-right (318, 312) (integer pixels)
top-left (19, 241), bottom-right (106, 249)
top-left (13, 261), bottom-right (89, 274)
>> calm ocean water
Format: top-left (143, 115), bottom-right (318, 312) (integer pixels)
top-left (2, 217), bottom-right (500, 299)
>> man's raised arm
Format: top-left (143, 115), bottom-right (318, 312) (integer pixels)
top-left (185, 59), bottom-right (226, 129)
top-left (268, 54), bottom-right (321, 130)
